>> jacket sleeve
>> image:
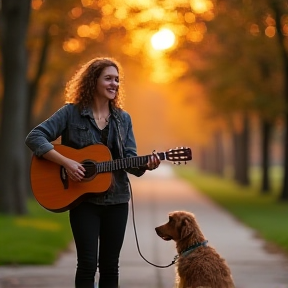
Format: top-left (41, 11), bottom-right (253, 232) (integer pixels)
top-left (25, 105), bottom-right (69, 157)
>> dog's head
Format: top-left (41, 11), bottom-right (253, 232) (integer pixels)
top-left (155, 211), bottom-right (204, 243)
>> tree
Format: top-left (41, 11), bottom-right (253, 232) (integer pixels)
top-left (0, 0), bottom-right (31, 214)
top-left (270, 0), bottom-right (288, 200)
top-left (176, 0), bottom-right (285, 192)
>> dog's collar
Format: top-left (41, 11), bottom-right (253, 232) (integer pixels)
top-left (173, 240), bottom-right (208, 263)
top-left (181, 240), bottom-right (208, 256)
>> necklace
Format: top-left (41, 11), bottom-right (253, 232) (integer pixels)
top-left (94, 113), bottom-right (111, 123)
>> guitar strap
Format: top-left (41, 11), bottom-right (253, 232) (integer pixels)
top-left (113, 113), bottom-right (134, 195)
top-left (111, 110), bottom-right (125, 159)
top-left (111, 108), bottom-right (145, 178)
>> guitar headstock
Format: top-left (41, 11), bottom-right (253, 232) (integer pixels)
top-left (165, 147), bottom-right (192, 163)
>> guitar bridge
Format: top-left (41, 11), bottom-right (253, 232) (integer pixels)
top-left (60, 166), bottom-right (69, 189)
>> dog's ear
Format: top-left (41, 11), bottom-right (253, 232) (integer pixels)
top-left (180, 217), bottom-right (193, 239)
top-left (180, 213), bottom-right (205, 241)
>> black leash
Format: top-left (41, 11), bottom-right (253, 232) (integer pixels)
top-left (128, 180), bottom-right (176, 268)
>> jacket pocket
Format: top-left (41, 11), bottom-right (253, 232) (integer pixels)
top-left (67, 123), bottom-right (93, 148)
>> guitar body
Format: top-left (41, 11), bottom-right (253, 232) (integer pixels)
top-left (30, 144), bottom-right (192, 213)
top-left (30, 144), bottom-right (112, 212)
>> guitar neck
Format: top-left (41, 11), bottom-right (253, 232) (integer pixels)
top-left (96, 152), bottom-right (165, 173)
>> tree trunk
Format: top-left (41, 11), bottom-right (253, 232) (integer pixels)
top-left (260, 119), bottom-right (271, 193)
top-left (0, 0), bottom-right (31, 214)
top-left (280, 113), bottom-right (288, 200)
top-left (233, 131), bottom-right (241, 182)
top-left (27, 23), bottom-right (51, 131)
top-left (271, 0), bottom-right (288, 201)
top-left (213, 131), bottom-right (224, 176)
top-left (233, 115), bottom-right (250, 186)
top-left (199, 146), bottom-right (209, 172)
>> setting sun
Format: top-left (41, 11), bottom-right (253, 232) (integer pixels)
top-left (151, 28), bottom-right (176, 50)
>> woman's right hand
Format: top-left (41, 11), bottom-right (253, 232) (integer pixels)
top-left (63, 158), bottom-right (86, 182)
top-left (42, 149), bottom-right (86, 182)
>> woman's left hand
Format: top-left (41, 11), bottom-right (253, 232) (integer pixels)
top-left (146, 151), bottom-right (161, 171)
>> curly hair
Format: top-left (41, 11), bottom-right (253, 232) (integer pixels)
top-left (64, 57), bottom-right (125, 110)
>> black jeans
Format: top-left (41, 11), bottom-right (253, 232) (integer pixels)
top-left (69, 202), bottom-right (129, 288)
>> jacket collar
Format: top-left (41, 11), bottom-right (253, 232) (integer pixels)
top-left (80, 105), bottom-right (121, 122)
top-left (80, 106), bottom-right (92, 117)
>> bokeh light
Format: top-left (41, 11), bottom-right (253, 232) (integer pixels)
top-left (151, 28), bottom-right (176, 50)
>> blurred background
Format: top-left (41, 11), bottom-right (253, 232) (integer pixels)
top-left (1, 0), bottom-right (288, 214)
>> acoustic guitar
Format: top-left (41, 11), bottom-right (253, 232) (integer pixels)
top-left (30, 144), bottom-right (192, 212)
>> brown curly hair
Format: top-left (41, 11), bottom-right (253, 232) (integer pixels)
top-left (65, 57), bottom-right (125, 110)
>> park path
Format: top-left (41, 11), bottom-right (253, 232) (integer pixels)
top-left (0, 164), bottom-right (288, 288)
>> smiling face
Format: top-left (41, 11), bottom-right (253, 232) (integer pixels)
top-left (95, 66), bottom-right (119, 101)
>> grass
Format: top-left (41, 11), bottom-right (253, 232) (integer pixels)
top-left (0, 200), bottom-right (72, 265)
top-left (175, 165), bottom-right (288, 254)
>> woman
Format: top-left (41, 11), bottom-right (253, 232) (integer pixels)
top-left (25, 57), bottom-right (161, 288)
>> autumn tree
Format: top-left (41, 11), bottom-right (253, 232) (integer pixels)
top-left (268, 0), bottom-right (288, 200)
top-left (176, 0), bottom-right (285, 193)
top-left (0, 0), bottom-right (31, 214)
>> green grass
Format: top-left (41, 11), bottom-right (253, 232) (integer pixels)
top-left (175, 166), bottom-right (288, 254)
top-left (0, 200), bottom-right (72, 265)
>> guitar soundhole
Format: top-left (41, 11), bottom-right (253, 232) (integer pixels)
top-left (81, 160), bottom-right (97, 181)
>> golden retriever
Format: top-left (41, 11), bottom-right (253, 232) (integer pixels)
top-left (155, 211), bottom-right (235, 288)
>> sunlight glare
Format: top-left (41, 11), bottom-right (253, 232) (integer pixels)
top-left (63, 38), bottom-right (85, 53)
top-left (190, 0), bottom-right (213, 14)
top-left (148, 56), bottom-right (188, 83)
top-left (123, 0), bottom-right (153, 9)
top-left (151, 28), bottom-right (176, 51)
top-left (78, 25), bottom-right (90, 37)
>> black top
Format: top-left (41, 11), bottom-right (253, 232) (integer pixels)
top-left (100, 124), bottom-right (109, 146)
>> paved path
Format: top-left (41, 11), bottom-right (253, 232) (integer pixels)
top-left (1, 164), bottom-right (288, 288)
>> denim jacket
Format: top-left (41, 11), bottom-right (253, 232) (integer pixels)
top-left (25, 104), bottom-right (146, 205)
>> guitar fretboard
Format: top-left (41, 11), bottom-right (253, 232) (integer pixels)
top-left (96, 153), bottom-right (165, 173)
top-left (83, 153), bottom-right (166, 177)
